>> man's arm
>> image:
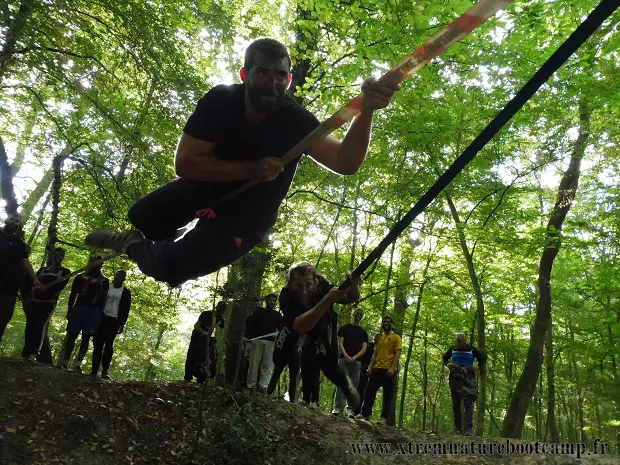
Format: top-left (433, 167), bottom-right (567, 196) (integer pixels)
top-left (307, 78), bottom-right (400, 175)
top-left (352, 341), bottom-right (367, 361)
top-left (21, 258), bottom-right (41, 288)
top-left (292, 288), bottom-right (345, 334)
top-left (366, 350), bottom-right (378, 375)
top-left (388, 349), bottom-right (402, 375)
top-left (472, 346), bottom-right (486, 372)
top-left (442, 348), bottom-right (453, 367)
top-left (67, 277), bottom-right (81, 320)
top-left (174, 134), bottom-right (283, 183)
top-left (338, 336), bottom-right (351, 360)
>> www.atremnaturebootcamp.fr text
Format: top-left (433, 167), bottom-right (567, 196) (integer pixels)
top-left (350, 439), bottom-right (610, 458)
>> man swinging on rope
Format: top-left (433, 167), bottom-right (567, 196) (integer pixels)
top-left (85, 38), bottom-right (399, 287)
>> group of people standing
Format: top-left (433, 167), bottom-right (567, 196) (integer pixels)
top-left (0, 214), bottom-right (132, 379)
top-left (182, 261), bottom-right (486, 434)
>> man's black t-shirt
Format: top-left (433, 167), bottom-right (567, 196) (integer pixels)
top-left (0, 230), bottom-right (28, 296)
top-left (338, 323), bottom-right (368, 359)
top-left (245, 307), bottom-right (282, 341)
top-left (275, 274), bottom-right (339, 357)
top-left (71, 273), bottom-right (109, 307)
top-left (182, 84), bottom-right (320, 235)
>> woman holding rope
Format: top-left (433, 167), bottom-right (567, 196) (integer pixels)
top-left (85, 38), bottom-right (399, 287)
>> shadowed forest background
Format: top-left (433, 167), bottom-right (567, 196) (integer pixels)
top-left (0, 0), bottom-right (618, 448)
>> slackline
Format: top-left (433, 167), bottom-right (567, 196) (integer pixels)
top-left (340, 0), bottom-right (619, 288)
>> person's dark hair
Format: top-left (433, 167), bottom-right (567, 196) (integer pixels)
top-left (53, 247), bottom-right (66, 256)
top-left (286, 262), bottom-right (317, 283)
top-left (244, 38), bottom-right (291, 71)
top-left (264, 293), bottom-right (278, 300)
top-left (382, 315), bottom-right (393, 323)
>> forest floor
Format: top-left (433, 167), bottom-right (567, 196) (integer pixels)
top-left (0, 358), bottom-right (617, 465)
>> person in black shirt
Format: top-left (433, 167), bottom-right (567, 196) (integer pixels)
top-left (332, 309), bottom-right (368, 417)
top-left (0, 214), bottom-right (41, 345)
top-left (245, 293), bottom-right (282, 392)
top-left (442, 333), bottom-right (486, 435)
top-left (184, 301), bottom-right (226, 383)
top-left (59, 256), bottom-right (109, 372)
top-left (22, 247), bottom-right (71, 361)
top-left (84, 38), bottom-right (400, 287)
top-left (267, 262), bottom-right (361, 409)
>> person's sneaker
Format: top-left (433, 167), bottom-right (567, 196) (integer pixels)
top-left (297, 400), bottom-right (309, 406)
top-left (258, 387), bottom-right (268, 395)
top-left (375, 418), bottom-right (386, 425)
top-left (73, 366), bottom-right (83, 374)
top-left (102, 372), bottom-right (110, 380)
top-left (85, 229), bottom-right (143, 253)
top-left (247, 387), bottom-right (255, 394)
top-left (59, 364), bottom-right (68, 370)
top-left (89, 371), bottom-right (98, 377)
top-left (26, 354), bottom-right (37, 362)
top-left (331, 408), bottom-right (341, 416)
top-left (464, 428), bottom-right (473, 436)
top-left (346, 408), bottom-right (355, 419)
top-left (355, 414), bottom-right (370, 421)
top-left (453, 429), bottom-right (462, 435)
top-left (343, 375), bottom-right (361, 412)
top-left (309, 402), bottom-right (319, 410)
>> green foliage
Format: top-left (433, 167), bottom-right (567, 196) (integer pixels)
top-left (0, 0), bottom-right (618, 443)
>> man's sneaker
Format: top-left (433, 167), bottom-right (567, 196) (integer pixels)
top-left (309, 402), bottom-right (319, 410)
top-left (464, 428), bottom-right (473, 436)
top-left (331, 408), bottom-right (341, 416)
top-left (85, 229), bottom-right (143, 253)
top-left (26, 354), bottom-right (37, 362)
top-left (74, 366), bottom-right (83, 375)
top-left (355, 414), bottom-right (370, 421)
top-left (297, 400), bottom-right (309, 406)
top-left (102, 372), bottom-right (111, 380)
top-left (346, 408), bottom-right (355, 419)
top-left (453, 429), bottom-right (462, 435)
top-left (343, 375), bottom-right (361, 412)
top-left (59, 364), bottom-right (68, 370)
top-left (247, 387), bottom-right (255, 394)
top-left (89, 371), bottom-right (98, 377)
top-left (375, 418), bottom-right (386, 425)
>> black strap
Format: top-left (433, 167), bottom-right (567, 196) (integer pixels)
top-left (342, 0), bottom-right (619, 288)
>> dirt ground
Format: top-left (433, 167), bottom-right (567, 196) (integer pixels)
top-left (0, 358), bottom-right (617, 465)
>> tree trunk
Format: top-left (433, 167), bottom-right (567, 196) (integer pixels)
top-left (545, 311), bottom-right (559, 442)
top-left (398, 246), bottom-right (433, 428)
top-left (143, 324), bottom-right (166, 381)
top-left (0, 0), bottom-right (32, 85)
top-left (381, 239), bottom-right (397, 316)
top-left (501, 103), bottom-right (590, 438)
top-left (0, 136), bottom-right (18, 215)
top-left (11, 105), bottom-right (37, 175)
top-left (20, 168), bottom-right (53, 224)
top-left (223, 245), bottom-right (270, 385)
top-left (349, 180), bottom-right (361, 270)
top-left (445, 192), bottom-right (487, 436)
top-left (422, 325), bottom-right (428, 431)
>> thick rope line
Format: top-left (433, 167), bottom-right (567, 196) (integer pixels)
top-left (39, 252), bottom-right (120, 291)
top-left (199, 0), bottom-right (513, 214)
top-left (342, 0), bottom-right (619, 288)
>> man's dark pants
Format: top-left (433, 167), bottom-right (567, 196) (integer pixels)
top-left (92, 315), bottom-right (121, 374)
top-left (0, 292), bottom-right (17, 344)
top-left (360, 368), bottom-right (396, 419)
top-left (449, 377), bottom-right (474, 432)
top-left (126, 179), bottom-right (261, 287)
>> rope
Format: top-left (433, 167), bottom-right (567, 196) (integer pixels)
top-left (243, 331), bottom-right (279, 342)
top-left (199, 0), bottom-right (512, 213)
top-left (340, 0), bottom-right (619, 288)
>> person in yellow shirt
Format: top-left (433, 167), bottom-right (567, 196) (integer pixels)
top-left (357, 315), bottom-right (402, 422)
